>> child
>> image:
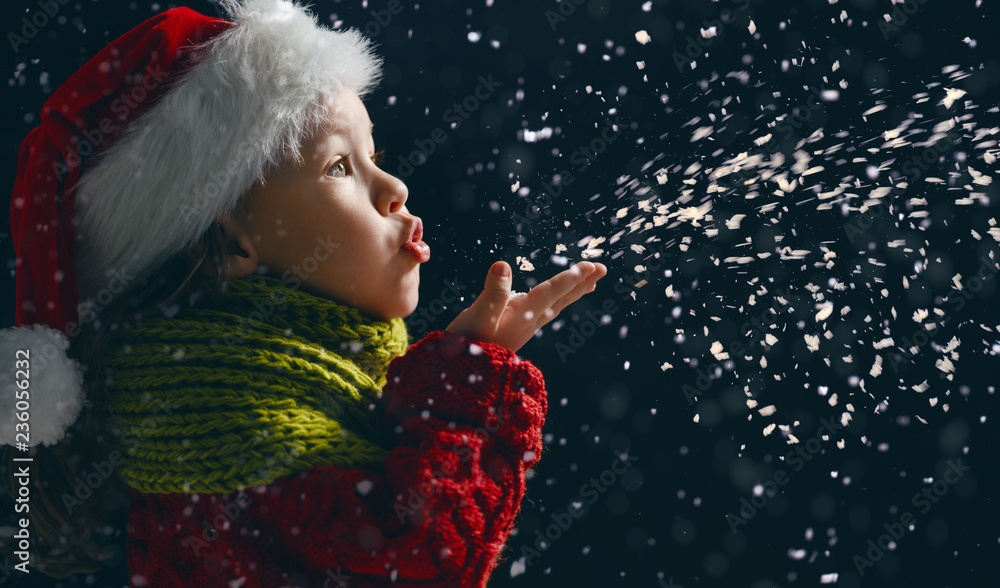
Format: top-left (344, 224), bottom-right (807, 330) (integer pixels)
top-left (1, 1), bottom-right (606, 586)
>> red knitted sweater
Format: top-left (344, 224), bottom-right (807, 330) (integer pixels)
top-left (125, 330), bottom-right (547, 587)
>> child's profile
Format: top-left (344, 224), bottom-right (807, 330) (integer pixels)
top-left (0, 0), bottom-right (605, 585)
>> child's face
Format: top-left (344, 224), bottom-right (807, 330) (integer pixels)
top-left (230, 91), bottom-right (426, 320)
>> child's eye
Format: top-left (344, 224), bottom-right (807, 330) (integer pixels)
top-left (326, 150), bottom-right (384, 178)
top-left (326, 158), bottom-right (348, 178)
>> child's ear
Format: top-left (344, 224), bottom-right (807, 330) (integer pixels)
top-left (215, 213), bottom-right (259, 279)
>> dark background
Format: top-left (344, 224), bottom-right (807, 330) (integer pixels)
top-left (2, 0), bottom-right (999, 587)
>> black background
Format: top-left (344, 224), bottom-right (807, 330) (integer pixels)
top-left (2, 0), bottom-right (999, 587)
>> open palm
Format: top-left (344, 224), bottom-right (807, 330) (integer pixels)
top-left (447, 260), bottom-right (607, 353)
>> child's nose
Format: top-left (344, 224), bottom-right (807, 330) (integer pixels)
top-left (379, 170), bottom-right (409, 215)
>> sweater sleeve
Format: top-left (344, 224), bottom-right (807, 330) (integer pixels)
top-left (140, 329), bottom-right (544, 588)
top-left (275, 330), bottom-right (547, 586)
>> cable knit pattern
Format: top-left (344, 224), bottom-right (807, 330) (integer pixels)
top-left (126, 330), bottom-right (547, 587)
top-left (100, 274), bottom-right (411, 493)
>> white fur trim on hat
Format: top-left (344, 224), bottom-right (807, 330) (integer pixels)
top-left (0, 325), bottom-right (85, 448)
top-left (72, 0), bottom-right (383, 301)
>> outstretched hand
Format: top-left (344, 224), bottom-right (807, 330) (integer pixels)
top-left (446, 260), bottom-right (608, 354)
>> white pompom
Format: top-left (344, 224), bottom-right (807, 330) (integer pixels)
top-left (0, 325), bottom-right (85, 448)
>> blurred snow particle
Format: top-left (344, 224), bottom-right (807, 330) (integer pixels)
top-left (510, 557), bottom-right (526, 577)
top-left (710, 340), bottom-right (730, 360)
top-left (862, 103), bottom-right (887, 117)
top-left (467, 31), bottom-right (482, 43)
top-left (940, 87), bottom-right (966, 109)
top-left (519, 127), bottom-right (554, 143)
top-left (691, 126), bottom-right (714, 142)
top-left (355, 479), bottom-right (374, 496)
top-left (635, 30), bottom-right (651, 45)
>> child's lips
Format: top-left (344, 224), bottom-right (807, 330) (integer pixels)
top-left (401, 217), bottom-right (430, 262)
top-left (402, 240), bottom-right (430, 262)
top-left (402, 217), bottom-right (423, 246)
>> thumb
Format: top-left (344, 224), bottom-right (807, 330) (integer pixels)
top-left (477, 261), bottom-right (512, 329)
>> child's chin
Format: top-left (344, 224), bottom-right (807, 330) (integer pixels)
top-left (398, 296), bottom-right (420, 319)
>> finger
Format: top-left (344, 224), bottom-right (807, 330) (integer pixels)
top-left (539, 263), bottom-right (607, 324)
top-left (582, 263), bottom-right (607, 294)
top-left (469, 261), bottom-right (513, 332)
top-left (522, 262), bottom-right (596, 317)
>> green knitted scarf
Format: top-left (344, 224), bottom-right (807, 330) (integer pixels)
top-left (99, 274), bottom-right (410, 494)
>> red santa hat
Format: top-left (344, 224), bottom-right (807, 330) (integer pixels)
top-left (1, 0), bottom-right (383, 447)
